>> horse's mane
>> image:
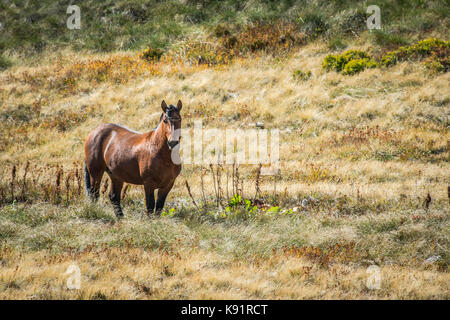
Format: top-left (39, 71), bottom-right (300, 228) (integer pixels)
top-left (153, 113), bottom-right (164, 130)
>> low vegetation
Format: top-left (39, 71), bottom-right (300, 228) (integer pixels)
top-left (0, 0), bottom-right (448, 299)
top-left (323, 49), bottom-right (378, 75)
top-left (381, 38), bottom-right (450, 72)
top-left (323, 38), bottom-right (450, 75)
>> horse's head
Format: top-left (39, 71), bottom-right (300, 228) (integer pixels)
top-left (160, 100), bottom-right (182, 150)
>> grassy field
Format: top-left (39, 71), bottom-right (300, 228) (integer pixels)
top-left (0, 0), bottom-right (449, 299)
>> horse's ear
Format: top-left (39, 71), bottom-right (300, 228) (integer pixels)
top-left (176, 100), bottom-right (182, 111)
top-left (161, 100), bottom-right (167, 112)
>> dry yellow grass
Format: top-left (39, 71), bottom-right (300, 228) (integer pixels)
top-left (0, 40), bottom-right (449, 299)
top-left (1, 245), bottom-right (448, 300)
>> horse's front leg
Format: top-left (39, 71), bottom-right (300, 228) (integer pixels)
top-left (109, 178), bottom-right (124, 218)
top-left (144, 183), bottom-right (155, 216)
top-left (155, 182), bottom-right (174, 215)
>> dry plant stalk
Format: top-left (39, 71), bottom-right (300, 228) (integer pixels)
top-left (273, 173), bottom-right (277, 196)
top-left (232, 162), bottom-right (235, 196)
top-left (55, 166), bottom-right (62, 203)
top-left (65, 172), bottom-right (72, 202)
top-left (209, 164), bottom-right (218, 206)
top-left (226, 165), bottom-right (230, 201)
top-left (75, 166), bottom-right (82, 195)
top-left (185, 180), bottom-right (198, 209)
top-left (216, 163), bottom-right (223, 207)
top-left (424, 192), bottom-right (431, 211)
top-left (200, 167), bottom-right (207, 206)
top-left (10, 165), bottom-right (16, 201)
top-left (255, 163), bottom-right (262, 199)
top-left (21, 161), bottom-right (30, 202)
top-left (234, 164), bottom-right (241, 197)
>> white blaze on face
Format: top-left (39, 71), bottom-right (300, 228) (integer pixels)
top-left (171, 125), bottom-right (181, 142)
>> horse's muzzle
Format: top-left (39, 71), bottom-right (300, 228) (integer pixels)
top-left (168, 140), bottom-right (179, 149)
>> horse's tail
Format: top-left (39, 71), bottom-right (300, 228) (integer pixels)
top-left (84, 160), bottom-right (92, 197)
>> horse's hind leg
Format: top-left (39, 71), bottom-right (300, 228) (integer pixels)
top-left (85, 162), bottom-right (104, 202)
top-left (109, 178), bottom-right (124, 218)
top-left (155, 182), bottom-right (174, 215)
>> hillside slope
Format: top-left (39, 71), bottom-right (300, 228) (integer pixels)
top-left (0, 1), bottom-right (449, 300)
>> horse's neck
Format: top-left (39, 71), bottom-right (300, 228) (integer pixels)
top-left (147, 122), bottom-right (169, 153)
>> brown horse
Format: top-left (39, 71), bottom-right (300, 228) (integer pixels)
top-left (84, 100), bottom-right (182, 218)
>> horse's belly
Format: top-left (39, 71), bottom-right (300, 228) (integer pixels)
top-left (155, 165), bottom-right (181, 188)
top-left (107, 157), bottom-right (143, 184)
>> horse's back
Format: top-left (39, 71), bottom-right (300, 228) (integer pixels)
top-left (85, 123), bottom-right (147, 183)
top-left (85, 124), bottom-right (136, 164)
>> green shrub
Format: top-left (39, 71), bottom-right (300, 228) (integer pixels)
top-left (323, 50), bottom-right (375, 75)
top-left (424, 47), bottom-right (450, 73)
top-left (323, 38), bottom-right (449, 76)
top-left (343, 58), bottom-right (377, 75)
top-left (381, 38), bottom-right (450, 67)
